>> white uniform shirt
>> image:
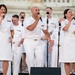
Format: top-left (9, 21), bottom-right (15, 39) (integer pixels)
top-left (24, 16), bottom-right (47, 40)
top-left (43, 17), bottom-right (58, 33)
top-left (61, 19), bottom-right (75, 36)
top-left (51, 28), bottom-right (58, 46)
top-left (59, 29), bottom-right (64, 45)
top-left (19, 20), bottom-right (25, 26)
top-left (0, 16), bottom-right (13, 36)
top-left (0, 15), bottom-right (14, 61)
top-left (13, 24), bottom-right (25, 42)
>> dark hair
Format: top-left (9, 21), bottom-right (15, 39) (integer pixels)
top-left (64, 9), bottom-right (70, 19)
top-left (12, 14), bottom-right (19, 19)
top-left (19, 12), bottom-right (25, 16)
top-left (46, 7), bottom-right (52, 10)
top-left (0, 4), bottom-right (7, 14)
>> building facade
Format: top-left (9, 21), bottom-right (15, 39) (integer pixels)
top-left (0, 0), bottom-right (75, 18)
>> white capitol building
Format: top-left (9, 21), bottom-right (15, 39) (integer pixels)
top-left (0, 0), bottom-right (75, 19)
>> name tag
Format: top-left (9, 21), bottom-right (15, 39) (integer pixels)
top-left (51, 23), bottom-right (55, 25)
top-left (7, 20), bottom-right (11, 22)
top-left (12, 42), bottom-right (15, 44)
top-left (17, 30), bottom-right (21, 32)
top-left (41, 25), bottom-right (44, 27)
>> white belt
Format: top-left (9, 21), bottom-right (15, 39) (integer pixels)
top-left (25, 38), bottom-right (41, 41)
top-left (12, 41), bottom-right (20, 44)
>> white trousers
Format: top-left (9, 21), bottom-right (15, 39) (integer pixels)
top-left (43, 42), bottom-right (47, 67)
top-left (43, 42), bottom-right (51, 67)
top-left (12, 42), bottom-right (22, 75)
top-left (51, 45), bottom-right (58, 67)
top-left (24, 38), bottom-right (44, 73)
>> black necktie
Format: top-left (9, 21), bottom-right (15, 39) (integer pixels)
top-left (22, 21), bottom-right (23, 26)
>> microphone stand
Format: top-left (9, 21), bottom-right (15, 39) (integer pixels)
top-left (47, 17), bottom-right (49, 67)
top-left (57, 23), bottom-right (61, 67)
top-left (22, 20), bottom-right (24, 26)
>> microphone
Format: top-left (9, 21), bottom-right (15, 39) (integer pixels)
top-left (71, 14), bottom-right (75, 20)
top-left (73, 17), bottom-right (75, 20)
top-left (46, 12), bottom-right (49, 15)
top-left (38, 12), bottom-right (42, 21)
top-left (2, 15), bottom-right (5, 19)
top-left (58, 23), bottom-right (61, 36)
top-left (40, 17), bottom-right (42, 21)
top-left (59, 23), bottom-right (61, 27)
top-left (2, 12), bottom-right (5, 19)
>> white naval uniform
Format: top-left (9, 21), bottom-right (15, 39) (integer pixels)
top-left (50, 28), bottom-right (58, 67)
top-left (24, 17), bottom-right (47, 73)
top-left (19, 21), bottom-right (25, 53)
top-left (59, 19), bottom-right (75, 62)
top-left (43, 17), bottom-right (58, 67)
top-left (44, 17), bottom-right (58, 33)
top-left (58, 28), bottom-right (66, 75)
top-left (12, 24), bottom-right (25, 75)
top-left (41, 30), bottom-right (47, 67)
top-left (0, 16), bottom-right (13, 61)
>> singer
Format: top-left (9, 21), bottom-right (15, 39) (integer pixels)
top-left (23, 6), bottom-right (51, 74)
top-left (0, 4), bottom-right (14, 75)
top-left (42, 7), bottom-right (58, 67)
top-left (59, 9), bottom-right (75, 75)
top-left (19, 12), bottom-right (26, 72)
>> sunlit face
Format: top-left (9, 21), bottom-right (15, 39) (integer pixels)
top-left (65, 9), bottom-right (72, 18)
top-left (31, 6), bottom-right (40, 17)
top-left (12, 17), bottom-right (19, 25)
top-left (0, 6), bottom-right (6, 14)
top-left (46, 8), bottom-right (52, 15)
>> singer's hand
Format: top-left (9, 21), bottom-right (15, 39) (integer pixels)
top-left (18, 43), bottom-right (21, 47)
top-left (1, 14), bottom-right (5, 19)
top-left (71, 15), bottom-right (74, 21)
top-left (37, 13), bottom-right (41, 20)
top-left (0, 14), bottom-right (5, 24)
top-left (49, 47), bottom-right (52, 53)
top-left (59, 17), bottom-right (65, 23)
top-left (0, 17), bottom-right (2, 24)
top-left (9, 36), bottom-right (12, 43)
top-left (41, 36), bottom-right (47, 40)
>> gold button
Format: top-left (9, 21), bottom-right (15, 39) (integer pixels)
top-left (12, 42), bottom-right (15, 44)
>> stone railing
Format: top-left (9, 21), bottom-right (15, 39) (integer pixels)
top-left (43, 0), bottom-right (74, 7)
top-left (0, 0), bottom-right (75, 7)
